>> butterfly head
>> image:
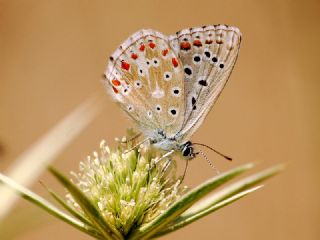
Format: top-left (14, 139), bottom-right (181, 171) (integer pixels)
top-left (180, 141), bottom-right (196, 160)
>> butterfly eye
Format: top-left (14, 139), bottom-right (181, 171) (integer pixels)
top-left (152, 58), bottom-right (160, 67)
top-left (192, 54), bottom-right (202, 65)
top-left (168, 107), bottom-right (178, 117)
top-left (134, 80), bottom-right (142, 89)
top-left (171, 87), bottom-right (181, 97)
top-left (163, 72), bottom-right (172, 81)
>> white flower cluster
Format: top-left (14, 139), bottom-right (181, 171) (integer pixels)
top-left (67, 139), bottom-right (187, 235)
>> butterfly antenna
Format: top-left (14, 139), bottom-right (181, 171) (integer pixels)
top-left (124, 138), bottom-right (150, 154)
top-left (193, 143), bottom-right (232, 161)
top-left (197, 150), bottom-right (220, 175)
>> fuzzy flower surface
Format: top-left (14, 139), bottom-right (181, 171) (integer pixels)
top-left (67, 138), bottom-right (186, 236)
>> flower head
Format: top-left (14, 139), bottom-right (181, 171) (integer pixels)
top-left (67, 137), bottom-right (186, 236)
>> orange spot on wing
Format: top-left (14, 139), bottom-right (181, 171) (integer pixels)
top-left (112, 79), bottom-right (121, 86)
top-left (149, 42), bottom-right (156, 49)
top-left (131, 53), bottom-right (138, 59)
top-left (172, 58), bottom-right (178, 68)
top-left (193, 39), bottom-right (202, 47)
top-left (121, 61), bottom-right (130, 71)
top-left (180, 42), bottom-right (191, 50)
top-left (162, 49), bottom-right (169, 56)
top-left (205, 39), bottom-right (213, 44)
top-left (139, 44), bottom-right (145, 51)
top-left (112, 86), bottom-right (119, 94)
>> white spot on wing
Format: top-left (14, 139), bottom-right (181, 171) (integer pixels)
top-left (152, 86), bottom-right (164, 98)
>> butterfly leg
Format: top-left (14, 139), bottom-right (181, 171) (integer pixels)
top-left (160, 158), bottom-right (172, 175)
top-left (124, 137), bottom-right (150, 154)
top-left (120, 132), bottom-right (142, 143)
top-left (148, 151), bottom-right (173, 177)
top-left (179, 158), bottom-right (190, 183)
top-left (154, 150), bottom-right (175, 165)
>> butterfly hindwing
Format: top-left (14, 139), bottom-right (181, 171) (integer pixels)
top-left (104, 29), bottom-right (186, 138)
top-left (169, 25), bottom-right (242, 141)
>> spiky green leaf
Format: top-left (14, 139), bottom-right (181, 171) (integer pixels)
top-left (156, 164), bottom-right (285, 237)
top-left (155, 185), bottom-right (263, 237)
top-left (128, 163), bottom-right (255, 240)
top-left (49, 167), bottom-right (123, 240)
top-left (0, 173), bottom-right (103, 239)
top-left (44, 184), bottom-right (93, 227)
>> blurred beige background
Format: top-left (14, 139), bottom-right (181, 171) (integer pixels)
top-left (0, 0), bottom-right (319, 239)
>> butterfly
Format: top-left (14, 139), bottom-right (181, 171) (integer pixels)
top-left (104, 25), bottom-right (241, 160)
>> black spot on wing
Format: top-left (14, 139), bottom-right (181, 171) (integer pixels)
top-left (198, 80), bottom-right (207, 86)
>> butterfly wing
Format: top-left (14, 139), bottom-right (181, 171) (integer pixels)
top-left (168, 25), bottom-right (242, 141)
top-left (104, 29), bottom-right (185, 139)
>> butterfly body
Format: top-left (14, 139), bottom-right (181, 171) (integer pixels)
top-left (148, 130), bottom-right (195, 159)
top-left (104, 25), bottom-right (241, 159)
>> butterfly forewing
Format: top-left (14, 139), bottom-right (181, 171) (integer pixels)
top-left (104, 29), bottom-right (186, 138)
top-left (168, 25), bottom-right (242, 141)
